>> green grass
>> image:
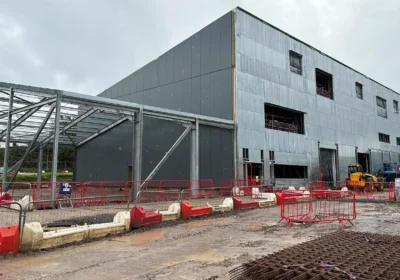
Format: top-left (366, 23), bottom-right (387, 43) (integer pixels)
top-left (7, 172), bottom-right (73, 182)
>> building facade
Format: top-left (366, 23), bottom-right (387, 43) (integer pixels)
top-left (75, 7), bottom-right (400, 187)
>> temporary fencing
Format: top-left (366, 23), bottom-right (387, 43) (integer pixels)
top-left (189, 179), bottom-right (214, 198)
top-left (32, 182), bottom-right (84, 202)
top-left (23, 195), bottom-right (129, 227)
top-left (365, 182), bottom-right (395, 200)
top-left (308, 181), bottom-right (329, 191)
top-left (159, 180), bottom-right (190, 200)
top-left (0, 182), bottom-right (32, 201)
top-left (279, 190), bottom-right (356, 227)
top-left (82, 181), bottom-right (127, 203)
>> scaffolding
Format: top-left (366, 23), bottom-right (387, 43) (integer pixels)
top-left (0, 82), bottom-right (234, 199)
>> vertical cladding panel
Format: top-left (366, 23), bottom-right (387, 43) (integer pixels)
top-left (172, 81), bottom-right (183, 111)
top-left (210, 19), bottom-right (221, 72)
top-left (191, 76), bottom-right (201, 114)
top-left (220, 12), bottom-right (232, 68)
top-left (200, 74), bottom-right (211, 116)
top-left (210, 71), bottom-right (221, 118)
top-left (166, 49), bottom-right (175, 84)
top-left (174, 42), bottom-right (183, 82)
top-left (220, 68), bottom-right (233, 119)
top-left (182, 79), bottom-right (192, 113)
top-left (210, 127), bottom-right (222, 186)
top-left (143, 63), bottom-right (151, 90)
top-left (199, 126), bottom-right (211, 180)
top-left (221, 129), bottom-right (234, 181)
top-left (182, 38), bottom-right (192, 79)
top-left (200, 26), bottom-right (211, 75)
top-left (191, 34), bottom-right (201, 77)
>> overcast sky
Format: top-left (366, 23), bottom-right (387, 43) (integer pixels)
top-left (0, 0), bottom-right (399, 96)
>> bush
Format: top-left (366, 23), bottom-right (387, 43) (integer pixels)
top-left (7, 172), bottom-right (73, 182)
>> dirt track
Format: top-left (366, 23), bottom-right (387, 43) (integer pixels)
top-left (1, 202), bottom-right (400, 280)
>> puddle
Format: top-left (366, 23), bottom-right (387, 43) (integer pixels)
top-left (114, 228), bottom-right (165, 245)
top-left (183, 217), bottom-right (235, 227)
top-left (183, 250), bottom-right (224, 262)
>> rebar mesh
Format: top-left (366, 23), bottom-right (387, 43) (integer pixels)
top-left (230, 231), bottom-right (400, 280)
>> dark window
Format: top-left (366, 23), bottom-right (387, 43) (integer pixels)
top-left (269, 151), bottom-right (275, 161)
top-left (397, 137), bottom-right (400, 146)
top-left (356, 82), bottom-right (363, 99)
top-left (274, 165), bottom-right (307, 178)
top-left (316, 69), bottom-right (333, 99)
top-left (265, 103), bottom-right (304, 134)
top-left (289, 51), bottom-right (302, 75)
top-left (261, 150), bottom-right (264, 162)
top-left (376, 97), bottom-right (387, 118)
top-left (243, 148), bottom-right (249, 161)
top-left (394, 100), bottom-right (399, 114)
top-left (379, 133), bottom-right (390, 143)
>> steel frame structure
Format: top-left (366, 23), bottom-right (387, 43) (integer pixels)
top-left (0, 82), bottom-right (234, 198)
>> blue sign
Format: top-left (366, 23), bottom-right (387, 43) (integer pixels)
top-left (59, 183), bottom-right (72, 195)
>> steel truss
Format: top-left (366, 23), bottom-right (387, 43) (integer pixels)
top-left (0, 82), bottom-right (234, 197)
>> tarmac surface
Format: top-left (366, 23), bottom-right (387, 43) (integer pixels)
top-left (1, 202), bottom-right (399, 280)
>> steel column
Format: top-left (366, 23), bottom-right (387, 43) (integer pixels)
top-left (2, 88), bottom-right (14, 189)
top-left (132, 108), bottom-right (143, 197)
top-left (51, 93), bottom-right (62, 200)
top-left (190, 119), bottom-right (200, 195)
top-left (37, 143), bottom-right (43, 183)
top-left (142, 124), bottom-right (192, 186)
top-left (7, 103), bottom-right (56, 186)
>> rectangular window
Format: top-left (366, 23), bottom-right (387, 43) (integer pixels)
top-left (376, 97), bottom-right (387, 118)
top-left (265, 103), bottom-right (305, 134)
top-left (394, 100), bottom-right (399, 114)
top-left (242, 148), bottom-right (249, 161)
top-left (397, 137), bottom-right (400, 146)
top-left (274, 165), bottom-right (307, 178)
top-left (379, 133), bottom-right (390, 143)
top-left (269, 151), bottom-right (275, 161)
top-left (260, 150), bottom-right (264, 162)
top-left (289, 51), bottom-right (302, 75)
top-left (316, 69), bottom-right (333, 99)
top-left (355, 82), bottom-right (363, 99)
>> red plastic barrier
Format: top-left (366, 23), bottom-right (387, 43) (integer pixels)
top-left (233, 197), bottom-right (259, 210)
top-left (0, 192), bottom-right (12, 202)
top-left (180, 201), bottom-right (213, 218)
top-left (130, 206), bottom-right (162, 228)
top-left (0, 225), bottom-right (19, 256)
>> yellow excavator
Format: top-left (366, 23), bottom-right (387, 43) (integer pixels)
top-left (346, 164), bottom-right (384, 191)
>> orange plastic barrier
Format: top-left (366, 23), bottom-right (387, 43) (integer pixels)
top-left (233, 197), bottom-right (259, 210)
top-left (0, 225), bottom-right (19, 256)
top-left (130, 206), bottom-right (162, 228)
top-left (180, 201), bottom-right (213, 218)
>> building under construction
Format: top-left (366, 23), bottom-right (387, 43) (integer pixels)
top-left (4, 7), bottom-right (398, 189)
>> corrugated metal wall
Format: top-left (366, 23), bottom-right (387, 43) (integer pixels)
top-left (235, 8), bottom-right (400, 181)
top-left (75, 12), bottom-right (235, 185)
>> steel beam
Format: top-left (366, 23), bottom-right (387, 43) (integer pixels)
top-left (2, 88), bottom-right (14, 189)
top-left (6, 103), bottom-right (56, 187)
top-left (0, 106), bottom-right (43, 139)
top-left (133, 108), bottom-right (143, 197)
top-left (76, 116), bottom-right (129, 147)
top-left (142, 124), bottom-right (192, 185)
top-left (0, 97), bottom-right (56, 119)
top-left (37, 143), bottom-right (43, 183)
top-left (51, 93), bottom-right (62, 200)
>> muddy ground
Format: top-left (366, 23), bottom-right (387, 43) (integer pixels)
top-left (1, 202), bottom-right (399, 280)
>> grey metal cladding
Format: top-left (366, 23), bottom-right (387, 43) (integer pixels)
top-left (75, 117), bottom-right (233, 185)
top-left (97, 11), bottom-right (233, 120)
top-left (235, 8), bottom-right (400, 181)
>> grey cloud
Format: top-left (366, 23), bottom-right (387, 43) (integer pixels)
top-left (0, 0), bottom-right (399, 95)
